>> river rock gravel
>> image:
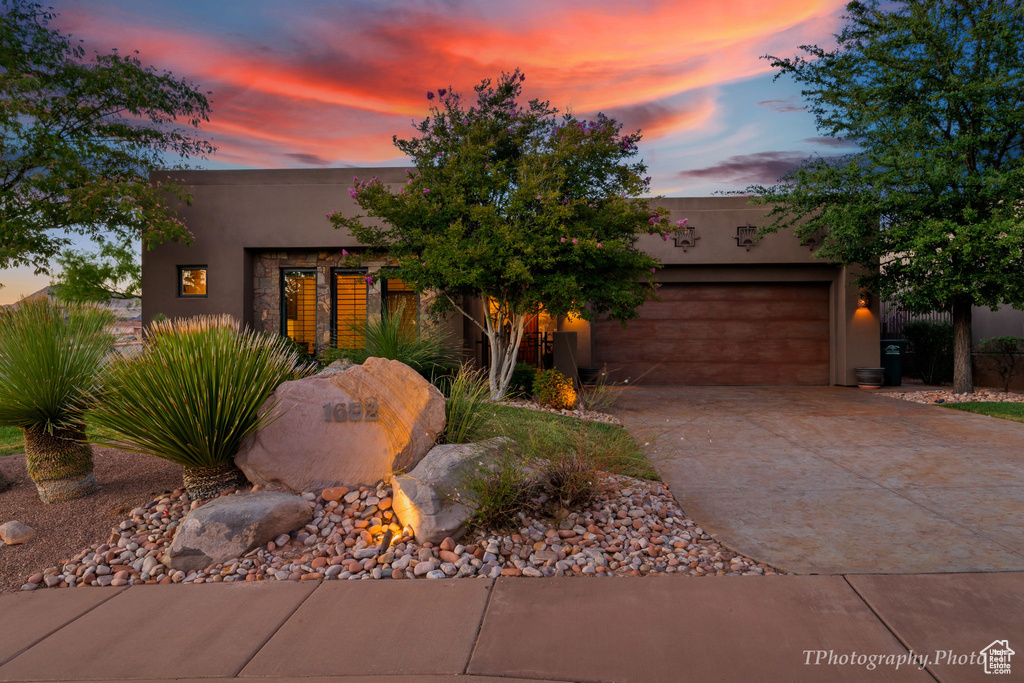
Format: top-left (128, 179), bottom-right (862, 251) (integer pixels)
top-left (16, 472), bottom-right (779, 591)
top-left (880, 388), bottom-right (1024, 405)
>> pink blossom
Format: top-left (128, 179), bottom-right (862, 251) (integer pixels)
top-left (651, 268), bottom-right (656, 273)
top-left (364, 275), bottom-right (373, 284)
top-left (597, 243), bottom-right (602, 248)
top-left (572, 238), bottom-right (578, 244)
top-left (348, 188), bottom-right (358, 199)
top-left (423, 188), bottom-right (430, 195)
top-left (342, 249), bottom-right (349, 256)
top-left (560, 237), bottom-right (566, 243)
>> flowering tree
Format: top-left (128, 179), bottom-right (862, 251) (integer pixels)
top-left (333, 70), bottom-right (676, 399)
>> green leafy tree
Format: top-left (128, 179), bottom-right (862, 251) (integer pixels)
top-left (0, 0), bottom-right (213, 279)
top-left (50, 241), bottom-right (140, 302)
top-left (748, 0), bottom-right (1024, 393)
top-left (333, 70), bottom-right (674, 399)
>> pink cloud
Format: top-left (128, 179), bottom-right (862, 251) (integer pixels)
top-left (55, 0), bottom-right (847, 168)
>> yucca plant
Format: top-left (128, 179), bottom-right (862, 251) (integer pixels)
top-left (89, 315), bottom-right (313, 499)
top-left (0, 298), bottom-right (114, 503)
top-left (321, 302), bottom-right (459, 382)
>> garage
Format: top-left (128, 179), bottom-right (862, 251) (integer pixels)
top-left (593, 282), bottom-right (831, 385)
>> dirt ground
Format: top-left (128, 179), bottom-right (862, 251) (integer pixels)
top-left (0, 448), bottom-right (181, 593)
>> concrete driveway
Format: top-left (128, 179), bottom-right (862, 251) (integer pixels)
top-left (611, 386), bottom-right (1024, 574)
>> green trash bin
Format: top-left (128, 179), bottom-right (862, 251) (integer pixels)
top-left (881, 339), bottom-right (908, 386)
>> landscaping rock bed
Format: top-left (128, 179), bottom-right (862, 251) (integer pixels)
top-left (500, 399), bottom-right (621, 425)
top-left (17, 474), bottom-right (777, 590)
top-left (880, 388), bottom-right (1024, 405)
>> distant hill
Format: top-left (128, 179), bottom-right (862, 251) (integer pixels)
top-left (3, 286), bottom-right (141, 321)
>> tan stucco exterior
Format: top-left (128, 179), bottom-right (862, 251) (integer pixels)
top-left (145, 168), bottom-right (880, 385)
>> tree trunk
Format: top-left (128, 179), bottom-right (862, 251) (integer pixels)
top-left (952, 299), bottom-right (974, 395)
top-left (181, 462), bottom-right (248, 500)
top-left (23, 424), bottom-right (98, 504)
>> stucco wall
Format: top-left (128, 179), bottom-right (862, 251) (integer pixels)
top-left (144, 168), bottom-right (877, 384)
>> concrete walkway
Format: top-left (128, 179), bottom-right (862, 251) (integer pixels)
top-left (611, 386), bottom-right (1024, 574)
top-left (1, 574), bottom-right (1022, 682)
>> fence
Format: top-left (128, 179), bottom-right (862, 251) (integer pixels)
top-left (880, 301), bottom-right (951, 339)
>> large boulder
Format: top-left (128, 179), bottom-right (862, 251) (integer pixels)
top-left (235, 357), bottom-right (446, 492)
top-left (391, 439), bottom-right (510, 544)
top-left (163, 492), bottom-right (310, 572)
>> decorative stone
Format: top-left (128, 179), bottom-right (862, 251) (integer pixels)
top-left (163, 492), bottom-right (311, 572)
top-left (0, 520), bottom-right (36, 545)
top-left (235, 358), bottom-right (446, 491)
top-left (391, 439), bottom-right (509, 544)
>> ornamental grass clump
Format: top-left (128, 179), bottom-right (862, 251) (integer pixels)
top-left (320, 302), bottom-right (459, 383)
top-left (0, 298), bottom-right (114, 503)
top-left (89, 315), bottom-right (313, 499)
top-left (441, 364), bottom-right (494, 445)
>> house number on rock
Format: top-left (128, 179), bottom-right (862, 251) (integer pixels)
top-left (323, 398), bottom-right (378, 422)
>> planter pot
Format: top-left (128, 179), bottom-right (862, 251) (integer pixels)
top-left (854, 367), bottom-right (885, 389)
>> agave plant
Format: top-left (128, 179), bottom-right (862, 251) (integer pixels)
top-left (0, 298), bottom-right (115, 503)
top-left (321, 301), bottom-right (459, 382)
top-left (89, 315), bottom-right (313, 499)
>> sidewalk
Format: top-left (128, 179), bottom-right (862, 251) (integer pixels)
top-left (1, 573), bottom-right (1021, 682)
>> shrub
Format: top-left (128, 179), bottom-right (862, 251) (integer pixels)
top-left (507, 362), bottom-right (537, 399)
top-left (904, 320), bottom-right (954, 385)
top-left (456, 451), bottom-right (537, 532)
top-left (441, 364), bottom-right (495, 444)
top-left (0, 298), bottom-right (114, 502)
top-left (533, 369), bottom-right (576, 410)
top-left (89, 315), bottom-right (314, 499)
top-left (321, 302), bottom-right (459, 382)
top-left (978, 336), bottom-right (1024, 392)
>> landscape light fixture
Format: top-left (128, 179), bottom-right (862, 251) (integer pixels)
top-left (857, 290), bottom-right (871, 310)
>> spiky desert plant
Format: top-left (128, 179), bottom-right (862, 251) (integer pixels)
top-left (89, 315), bottom-right (313, 499)
top-left (441, 364), bottom-right (494, 444)
top-left (0, 297), bottom-right (114, 503)
top-left (321, 301), bottom-right (459, 382)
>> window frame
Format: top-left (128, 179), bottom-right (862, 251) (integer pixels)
top-left (330, 267), bottom-right (368, 348)
top-left (381, 273), bottom-right (421, 338)
top-left (280, 267), bottom-right (318, 351)
top-left (177, 265), bottom-right (208, 298)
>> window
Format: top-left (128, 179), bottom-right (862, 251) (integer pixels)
top-left (282, 269), bottom-right (317, 354)
top-left (382, 277), bottom-right (419, 338)
top-left (178, 266), bottom-right (207, 297)
top-left (333, 269), bottom-right (368, 349)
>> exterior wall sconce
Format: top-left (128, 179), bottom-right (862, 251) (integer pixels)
top-left (857, 290), bottom-right (871, 309)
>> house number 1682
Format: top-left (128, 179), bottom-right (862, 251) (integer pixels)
top-left (323, 398), bottom-right (378, 422)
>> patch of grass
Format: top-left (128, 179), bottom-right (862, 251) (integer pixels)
top-left (0, 425), bottom-right (24, 456)
top-left (482, 405), bottom-right (658, 481)
top-left (943, 402), bottom-right (1024, 424)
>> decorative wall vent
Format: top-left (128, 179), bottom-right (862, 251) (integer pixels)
top-left (674, 226), bottom-right (699, 251)
top-left (735, 225), bottom-right (759, 250)
top-left (799, 229), bottom-right (825, 249)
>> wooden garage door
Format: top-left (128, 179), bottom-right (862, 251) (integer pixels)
top-left (594, 282), bottom-right (830, 385)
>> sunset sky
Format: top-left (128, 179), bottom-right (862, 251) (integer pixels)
top-left (2, 0), bottom-right (855, 303)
